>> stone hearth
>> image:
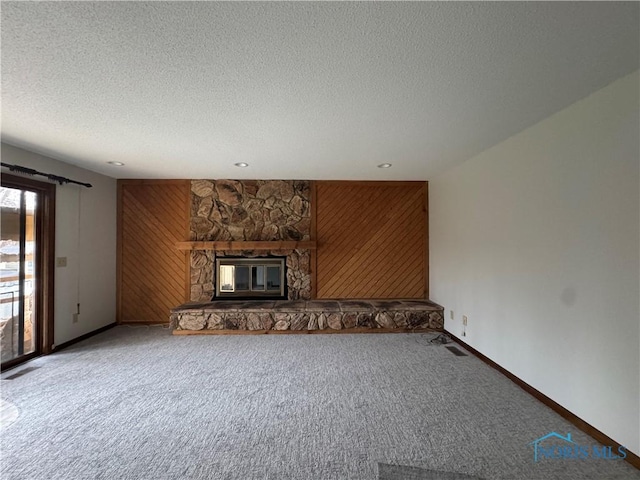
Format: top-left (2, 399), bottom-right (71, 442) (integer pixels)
top-left (171, 299), bottom-right (444, 333)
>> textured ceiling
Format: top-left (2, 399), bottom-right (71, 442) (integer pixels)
top-left (1, 2), bottom-right (638, 180)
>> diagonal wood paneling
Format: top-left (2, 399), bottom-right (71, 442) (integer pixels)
top-left (118, 180), bottom-right (190, 323)
top-left (315, 181), bottom-right (427, 299)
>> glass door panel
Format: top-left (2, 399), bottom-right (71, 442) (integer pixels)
top-left (251, 266), bottom-right (265, 291)
top-left (235, 266), bottom-right (250, 291)
top-left (266, 266), bottom-right (281, 291)
top-left (1, 187), bottom-right (37, 364)
top-left (219, 265), bottom-right (235, 292)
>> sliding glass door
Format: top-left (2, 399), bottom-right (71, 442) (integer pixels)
top-left (0, 187), bottom-right (37, 363)
top-left (1, 174), bottom-right (55, 370)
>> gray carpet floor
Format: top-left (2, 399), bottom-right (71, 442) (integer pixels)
top-left (1, 326), bottom-right (638, 480)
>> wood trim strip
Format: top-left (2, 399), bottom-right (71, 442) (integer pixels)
top-left (445, 331), bottom-right (640, 470)
top-left (116, 181), bottom-right (124, 323)
top-left (424, 182), bottom-right (429, 298)
top-left (41, 180), bottom-right (56, 355)
top-left (184, 181), bottom-right (191, 302)
top-left (176, 241), bottom-right (317, 251)
top-left (310, 181), bottom-right (318, 299)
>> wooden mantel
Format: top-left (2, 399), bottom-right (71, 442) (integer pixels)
top-left (175, 241), bottom-right (317, 251)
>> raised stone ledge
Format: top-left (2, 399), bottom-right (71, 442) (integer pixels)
top-left (170, 299), bottom-right (444, 333)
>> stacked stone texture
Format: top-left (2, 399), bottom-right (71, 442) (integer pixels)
top-left (171, 309), bottom-right (444, 332)
top-left (189, 180), bottom-right (311, 301)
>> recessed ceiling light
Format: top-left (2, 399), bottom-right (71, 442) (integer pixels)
top-left (234, 162), bottom-right (249, 167)
top-left (377, 163), bottom-right (392, 169)
top-left (107, 161), bottom-right (125, 166)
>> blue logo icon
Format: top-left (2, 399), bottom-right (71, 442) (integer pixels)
top-left (529, 432), bottom-right (627, 462)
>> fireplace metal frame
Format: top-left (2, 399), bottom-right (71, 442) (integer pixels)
top-left (214, 257), bottom-right (286, 299)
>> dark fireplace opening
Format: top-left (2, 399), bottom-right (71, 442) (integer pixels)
top-left (213, 257), bottom-right (287, 300)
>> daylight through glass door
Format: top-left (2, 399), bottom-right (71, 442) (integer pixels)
top-left (1, 187), bottom-right (37, 364)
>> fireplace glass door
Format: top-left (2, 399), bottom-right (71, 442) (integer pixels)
top-left (215, 258), bottom-right (285, 299)
top-left (266, 266), bottom-right (281, 292)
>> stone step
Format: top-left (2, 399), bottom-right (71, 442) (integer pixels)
top-left (171, 299), bottom-right (444, 333)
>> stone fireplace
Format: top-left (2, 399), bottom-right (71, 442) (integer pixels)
top-left (189, 180), bottom-right (312, 302)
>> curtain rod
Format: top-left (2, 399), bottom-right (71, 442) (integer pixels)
top-left (1, 162), bottom-right (93, 188)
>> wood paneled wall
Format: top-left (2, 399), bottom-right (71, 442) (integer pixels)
top-left (315, 181), bottom-right (427, 299)
top-left (117, 180), bottom-right (190, 323)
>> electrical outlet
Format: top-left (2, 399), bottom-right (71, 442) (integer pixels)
top-left (463, 315), bottom-right (468, 326)
top-left (450, 310), bottom-right (454, 320)
top-left (72, 313), bottom-right (79, 324)
top-left (56, 257), bottom-right (67, 267)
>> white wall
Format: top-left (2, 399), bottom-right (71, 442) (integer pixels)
top-left (1, 143), bottom-right (117, 346)
top-left (430, 71), bottom-right (640, 456)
